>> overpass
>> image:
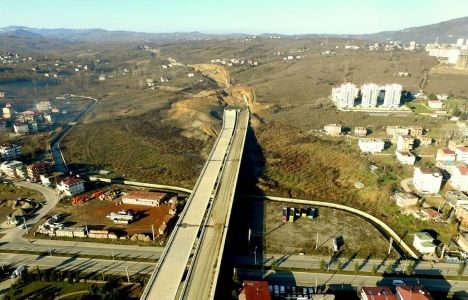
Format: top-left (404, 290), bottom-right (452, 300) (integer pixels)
top-left (140, 108), bottom-right (249, 299)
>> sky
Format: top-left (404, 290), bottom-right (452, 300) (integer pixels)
top-left (1, 0), bottom-right (468, 35)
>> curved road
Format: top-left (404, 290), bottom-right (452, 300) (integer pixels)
top-left (50, 95), bottom-right (97, 173)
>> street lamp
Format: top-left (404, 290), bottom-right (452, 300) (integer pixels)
top-left (254, 246), bottom-right (257, 265)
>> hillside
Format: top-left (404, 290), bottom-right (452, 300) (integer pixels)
top-left (358, 16), bottom-right (468, 43)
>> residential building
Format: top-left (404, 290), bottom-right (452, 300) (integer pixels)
top-left (417, 136), bottom-right (432, 147)
top-left (396, 135), bottom-right (414, 152)
top-left (360, 287), bottom-right (396, 300)
top-left (187, 73), bottom-right (195, 78)
top-left (0, 144), bottom-right (21, 160)
top-left (324, 124), bottom-right (342, 136)
top-left (420, 208), bottom-right (441, 220)
top-left (408, 126), bottom-right (424, 137)
top-left (0, 160), bottom-right (24, 177)
top-left (332, 83), bottom-right (359, 108)
top-left (382, 83), bottom-right (402, 108)
top-left (13, 122), bottom-right (29, 133)
top-left (358, 138), bottom-right (385, 153)
top-left (427, 100), bottom-right (443, 109)
top-left (456, 205), bottom-right (468, 226)
top-left (238, 281), bottom-right (272, 300)
top-left (413, 167), bottom-right (443, 194)
top-left (40, 172), bottom-right (65, 187)
top-left (2, 107), bottom-right (12, 119)
top-left (353, 127), bottom-right (367, 137)
top-left (121, 191), bottom-right (167, 207)
top-left (455, 146), bottom-right (468, 164)
top-left (413, 232), bottom-right (436, 255)
top-left (57, 176), bottom-right (85, 196)
top-left (36, 101), bottom-right (51, 111)
top-left (386, 126), bottom-right (409, 137)
top-left (99, 75), bottom-right (106, 81)
top-left (360, 83), bottom-right (380, 108)
top-left (450, 166), bottom-right (468, 192)
top-left (436, 148), bottom-right (456, 167)
top-left (393, 191), bottom-right (419, 207)
top-left (396, 286), bottom-right (433, 300)
top-left (27, 161), bottom-right (54, 181)
top-left (395, 151), bottom-right (415, 165)
top-left (446, 191), bottom-right (468, 207)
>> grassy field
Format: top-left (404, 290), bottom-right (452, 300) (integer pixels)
top-left (4, 281), bottom-right (93, 299)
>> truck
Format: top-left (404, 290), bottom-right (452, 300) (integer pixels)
top-left (10, 265), bottom-right (25, 278)
top-left (282, 207), bottom-right (288, 222)
top-left (288, 208), bottom-right (295, 222)
top-left (307, 207), bottom-right (316, 219)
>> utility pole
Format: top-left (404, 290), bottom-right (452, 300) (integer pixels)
top-left (388, 237), bottom-right (393, 255)
top-left (111, 249), bottom-right (114, 260)
top-left (151, 224), bottom-right (155, 241)
top-left (254, 246), bottom-right (257, 265)
top-left (22, 216), bottom-right (28, 234)
top-left (125, 266), bottom-right (130, 283)
top-left (248, 228), bottom-right (251, 246)
top-left (0, 254), bottom-right (3, 271)
top-left (315, 233), bottom-right (319, 250)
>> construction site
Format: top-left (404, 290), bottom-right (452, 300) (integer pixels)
top-left (34, 185), bottom-right (183, 244)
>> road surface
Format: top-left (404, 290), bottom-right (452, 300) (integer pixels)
top-left (181, 109), bottom-right (248, 299)
top-left (0, 252), bottom-right (156, 275)
top-left (50, 95), bottom-right (97, 173)
top-left (236, 268), bottom-right (468, 295)
top-left (141, 109), bottom-right (241, 300)
top-left (230, 253), bottom-right (468, 277)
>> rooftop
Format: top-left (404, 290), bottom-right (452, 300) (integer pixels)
top-left (123, 191), bottom-right (167, 201)
top-left (455, 166), bottom-right (468, 176)
top-left (415, 232), bottom-right (434, 241)
top-left (61, 176), bottom-right (84, 186)
top-left (361, 287), bottom-right (396, 300)
top-left (439, 148), bottom-right (456, 155)
top-left (456, 146), bottom-right (468, 153)
top-left (417, 167), bottom-right (441, 176)
top-left (396, 285), bottom-right (433, 300)
top-left (239, 281), bottom-right (271, 300)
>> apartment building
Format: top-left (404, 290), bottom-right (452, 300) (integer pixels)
top-left (360, 83), bottom-right (380, 107)
top-left (413, 167), bottom-right (443, 194)
top-left (27, 161), bottom-right (54, 181)
top-left (413, 233), bottom-right (436, 255)
top-left (455, 146), bottom-right (468, 164)
top-left (396, 135), bottom-right (414, 152)
top-left (450, 166), bottom-right (468, 192)
top-left (335, 83), bottom-right (359, 108)
top-left (360, 287), bottom-right (396, 300)
top-left (358, 138), bottom-right (385, 153)
top-left (0, 143), bottom-right (22, 160)
top-left (324, 124), bottom-right (342, 136)
top-left (395, 150), bottom-right (416, 165)
top-left (57, 176), bottom-right (85, 196)
top-left (396, 286), bottom-right (433, 300)
top-left (353, 127), bottom-right (368, 137)
top-left (382, 83), bottom-right (402, 108)
top-left (436, 148), bottom-right (456, 167)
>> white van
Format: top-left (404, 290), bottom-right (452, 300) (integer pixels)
top-left (10, 265), bottom-right (25, 278)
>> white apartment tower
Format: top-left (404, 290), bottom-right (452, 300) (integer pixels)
top-left (382, 83), bottom-right (402, 108)
top-left (360, 83), bottom-right (380, 107)
top-left (340, 83), bottom-right (358, 108)
top-left (332, 83), bottom-right (358, 108)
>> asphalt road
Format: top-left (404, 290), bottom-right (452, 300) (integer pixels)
top-left (50, 95), bottom-right (97, 173)
top-left (230, 253), bottom-right (468, 277)
top-left (0, 252), bottom-right (156, 275)
top-left (181, 109), bottom-right (248, 299)
top-left (236, 268), bottom-right (468, 295)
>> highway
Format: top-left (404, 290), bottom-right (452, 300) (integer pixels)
top-left (181, 109), bottom-right (249, 299)
top-left (0, 253), bottom-right (156, 275)
top-left (141, 109), bottom-right (246, 299)
top-left (236, 268), bottom-right (468, 294)
top-left (231, 253), bottom-right (468, 277)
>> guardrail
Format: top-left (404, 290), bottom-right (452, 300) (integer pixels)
top-left (244, 195), bottom-right (419, 259)
top-left (179, 109), bottom-right (244, 299)
top-left (208, 109), bottom-right (250, 299)
top-left (140, 109), bottom-right (232, 299)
